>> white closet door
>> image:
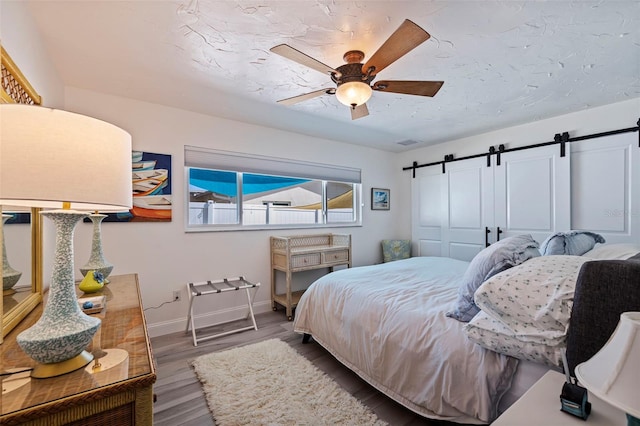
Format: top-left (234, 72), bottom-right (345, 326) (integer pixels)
top-left (570, 132), bottom-right (639, 244)
top-left (442, 157), bottom-right (494, 261)
top-left (411, 165), bottom-right (444, 256)
top-left (494, 145), bottom-right (570, 245)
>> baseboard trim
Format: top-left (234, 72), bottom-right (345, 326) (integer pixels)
top-left (147, 300), bottom-right (273, 338)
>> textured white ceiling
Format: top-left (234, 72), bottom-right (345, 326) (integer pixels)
top-left (25, 0), bottom-right (640, 152)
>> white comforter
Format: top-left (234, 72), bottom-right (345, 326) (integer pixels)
top-left (293, 257), bottom-right (518, 424)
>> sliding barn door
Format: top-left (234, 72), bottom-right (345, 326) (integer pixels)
top-left (411, 145), bottom-right (570, 259)
top-left (412, 156), bottom-right (493, 261)
top-left (441, 157), bottom-right (494, 261)
top-left (494, 145), bottom-right (570, 245)
top-left (570, 132), bottom-right (639, 243)
top-left (411, 165), bottom-right (444, 256)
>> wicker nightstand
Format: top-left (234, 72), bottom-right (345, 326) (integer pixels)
top-left (270, 234), bottom-right (351, 320)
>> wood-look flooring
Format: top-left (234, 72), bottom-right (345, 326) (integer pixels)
top-left (151, 311), bottom-right (464, 426)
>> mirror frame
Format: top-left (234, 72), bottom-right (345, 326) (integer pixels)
top-left (2, 208), bottom-right (43, 337)
top-left (1, 45), bottom-right (44, 338)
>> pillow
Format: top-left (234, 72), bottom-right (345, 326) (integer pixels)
top-left (446, 234), bottom-right (540, 322)
top-left (539, 231), bottom-right (605, 256)
top-left (582, 243), bottom-right (640, 260)
top-left (381, 239), bottom-right (411, 263)
top-left (473, 255), bottom-right (590, 342)
top-left (464, 311), bottom-right (564, 367)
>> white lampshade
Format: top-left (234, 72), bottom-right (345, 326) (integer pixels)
top-left (0, 104), bottom-right (132, 211)
top-left (575, 312), bottom-right (640, 418)
top-left (335, 81), bottom-right (372, 107)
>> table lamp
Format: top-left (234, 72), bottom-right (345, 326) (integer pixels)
top-left (575, 312), bottom-right (640, 426)
top-left (0, 104), bottom-right (131, 378)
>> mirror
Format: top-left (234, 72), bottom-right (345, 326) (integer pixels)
top-left (2, 208), bottom-right (43, 337)
top-left (1, 45), bottom-right (44, 338)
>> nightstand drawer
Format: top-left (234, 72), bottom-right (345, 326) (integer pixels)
top-left (291, 253), bottom-right (321, 268)
top-left (322, 249), bottom-right (349, 264)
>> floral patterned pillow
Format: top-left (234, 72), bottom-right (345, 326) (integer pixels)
top-left (473, 255), bottom-right (590, 343)
top-left (464, 311), bottom-right (564, 367)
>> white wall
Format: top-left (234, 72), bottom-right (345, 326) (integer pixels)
top-left (0, 1), bottom-right (64, 107)
top-left (63, 87), bottom-right (403, 336)
top-left (397, 98), bottom-right (640, 163)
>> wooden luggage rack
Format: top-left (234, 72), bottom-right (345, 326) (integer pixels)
top-left (186, 276), bottom-right (260, 346)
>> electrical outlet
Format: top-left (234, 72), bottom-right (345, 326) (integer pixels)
top-left (173, 290), bottom-right (181, 302)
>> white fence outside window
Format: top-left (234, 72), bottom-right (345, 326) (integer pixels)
top-left (189, 202), bottom-right (353, 225)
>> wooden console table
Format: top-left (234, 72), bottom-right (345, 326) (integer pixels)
top-left (0, 274), bottom-right (156, 425)
top-left (270, 234), bottom-right (351, 320)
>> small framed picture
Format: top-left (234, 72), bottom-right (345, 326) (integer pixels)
top-left (371, 188), bottom-right (390, 210)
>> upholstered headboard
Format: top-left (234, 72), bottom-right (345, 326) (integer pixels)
top-left (565, 253), bottom-right (640, 377)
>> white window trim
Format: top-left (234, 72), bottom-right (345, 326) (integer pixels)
top-left (184, 146), bottom-right (363, 232)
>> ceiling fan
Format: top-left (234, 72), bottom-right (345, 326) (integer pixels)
top-left (270, 19), bottom-right (444, 120)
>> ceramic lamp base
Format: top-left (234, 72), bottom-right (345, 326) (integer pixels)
top-left (16, 211), bottom-right (101, 372)
top-left (80, 265), bottom-right (113, 282)
top-left (2, 270), bottom-right (22, 292)
top-left (80, 213), bottom-right (114, 283)
top-left (31, 350), bottom-right (94, 378)
top-left (2, 213), bottom-right (23, 292)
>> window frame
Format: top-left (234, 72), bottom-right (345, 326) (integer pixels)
top-left (184, 147), bottom-right (362, 232)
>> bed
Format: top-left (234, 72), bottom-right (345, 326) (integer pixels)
top-left (293, 238), bottom-right (640, 424)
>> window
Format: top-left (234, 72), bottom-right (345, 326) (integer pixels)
top-left (185, 146), bottom-right (361, 231)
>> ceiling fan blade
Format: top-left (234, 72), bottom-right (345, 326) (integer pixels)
top-left (350, 103), bottom-right (369, 120)
top-left (373, 80), bottom-right (444, 97)
top-left (276, 88), bottom-right (332, 106)
top-left (362, 19), bottom-right (430, 76)
top-left (270, 44), bottom-right (340, 76)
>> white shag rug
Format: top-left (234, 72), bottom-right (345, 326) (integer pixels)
top-left (191, 338), bottom-right (387, 425)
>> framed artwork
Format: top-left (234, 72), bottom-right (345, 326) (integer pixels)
top-left (371, 188), bottom-right (390, 210)
top-left (98, 150), bottom-right (172, 222)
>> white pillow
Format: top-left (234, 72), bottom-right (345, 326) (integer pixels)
top-left (464, 311), bottom-right (564, 367)
top-left (473, 255), bottom-right (590, 343)
top-left (582, 243), bottom-right (640, 260)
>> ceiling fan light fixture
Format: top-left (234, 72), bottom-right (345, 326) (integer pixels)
top-left (335, 81), bottom-right (372, 108)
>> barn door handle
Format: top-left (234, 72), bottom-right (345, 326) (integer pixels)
top-left (497, 226), bottom-right (503, 241)
top-left (485, 226), bottom-right (491, 247)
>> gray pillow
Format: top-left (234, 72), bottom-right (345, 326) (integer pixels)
top-left (540, 231), bottom-right (605, 256)
top-left (446, 235), bottom-right (540, 322)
